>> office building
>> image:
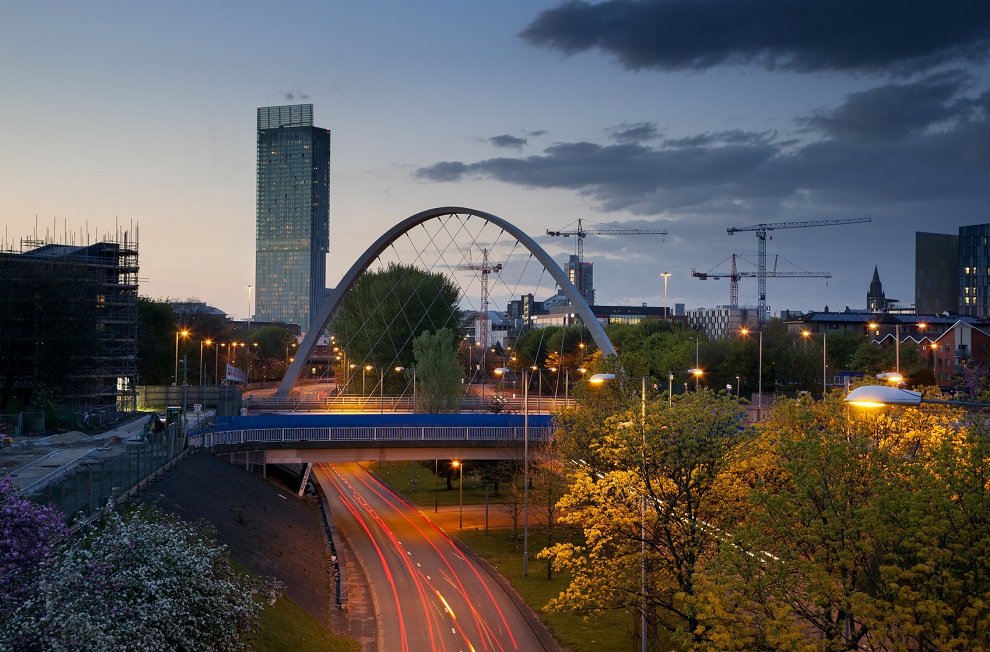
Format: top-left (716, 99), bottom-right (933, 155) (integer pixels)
top-left (959, 224), bottom-right (990, 320)
top-left (915, 232), bottom-right (959, 315)
top-left (566, 255), bottom-right (594, 306)
top-left (256, 104), bottom-right (331, 331)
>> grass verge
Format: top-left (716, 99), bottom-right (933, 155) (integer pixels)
top-left (249, 596), bottom-right (360, 652)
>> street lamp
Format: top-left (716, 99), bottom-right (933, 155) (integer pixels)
top-left (363, 364), bottom-right (373, 397)
top-left (740, 328), bottom-right (762, 411)
top-left (452, 461), bottom-right (463, 528)
top-left (200, 339), bottom-right (212, 386)
top-left (174, 330), bottom-right (190, 385)
top-left (661, 271), bottom-right (671, 318)
top-left (844, 384), bottom-right (990, 408)
top-left (869, 320), bottom-right (903, 375)
top-left (588, 371), bottom-right (649, 652)
top-left (395, 366), bottom-right (416, 413)
top-left (801, 329), bottom-right (827, 397)
top-left (496, 366), bottom-right (531, 576)
top-left (687, 336), bottom-right (702, 392)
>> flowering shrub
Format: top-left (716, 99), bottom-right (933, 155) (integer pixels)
top-left (2, 500), bottom-right (281, 651)
top-left (1, 474), bottom-right (68, 631)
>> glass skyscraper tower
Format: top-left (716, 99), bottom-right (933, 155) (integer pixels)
top-left (256, 104), bottom-right (331, 331)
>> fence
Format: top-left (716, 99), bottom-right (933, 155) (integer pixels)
top-left (138, 385), bottom-right (242, 416)
top-left (1, 411), bottom-right (46, 437)
top-left (30, 424), bottom-right (187, 531)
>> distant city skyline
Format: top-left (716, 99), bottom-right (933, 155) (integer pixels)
top-left (2, 2), bottom-right (989, 320)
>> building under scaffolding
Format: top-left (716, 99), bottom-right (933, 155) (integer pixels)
top-left (0, 231), bottom-right (139, 415)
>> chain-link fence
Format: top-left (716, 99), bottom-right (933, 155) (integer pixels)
top-left (30, 424), bottom-right (186, 528)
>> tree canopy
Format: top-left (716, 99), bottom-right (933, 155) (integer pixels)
top-left (331, 263), bottom-right (462, 394)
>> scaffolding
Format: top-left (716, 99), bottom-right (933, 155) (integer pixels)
top-left (0, 225), bottom-right (139, 415)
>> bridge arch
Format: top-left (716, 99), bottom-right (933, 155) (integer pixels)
top-left (275, 206), bottom-right (616, 399)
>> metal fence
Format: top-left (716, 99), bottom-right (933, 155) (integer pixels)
top-left (193, 425), bottom-right (554, 449)
top-left (30, 424), bottom-right (187, 530)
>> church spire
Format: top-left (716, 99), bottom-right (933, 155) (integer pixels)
top-left (867, 266), bottom-right (885, 311)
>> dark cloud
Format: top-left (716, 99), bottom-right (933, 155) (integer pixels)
top-left (284, 90), bottom-right (312, 101)
top-left (800, 71), bottom-right (979, 143)
top-left (490, 134), bottom-right (528, 150)
top-left (415, 75), bottom-right (990, 215)
top-left (609, 121), bottom-right (660, 143)
top-left (526, 129), bottom-right (549, 137)
top-left (520, 0), bottom-right (990, 75)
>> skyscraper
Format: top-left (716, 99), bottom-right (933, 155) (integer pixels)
top-left (959, 223), bottom-right (990, 319)
top-left (256, 104), bottom-right (331, 331)
top-left (915, 231), bottom-right (959, 315)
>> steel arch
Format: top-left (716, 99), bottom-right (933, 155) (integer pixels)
top-left (274, 206), bottom-right (616, 399)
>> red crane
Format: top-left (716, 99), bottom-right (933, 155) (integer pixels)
top-left (692, 254), bottom-right (831, 307)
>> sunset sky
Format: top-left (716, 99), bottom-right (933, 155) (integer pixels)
top-left (3, 1), bottom-right (989, 321)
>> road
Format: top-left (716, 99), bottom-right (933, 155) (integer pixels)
top-left (314, 462), bottom-right (554, 652)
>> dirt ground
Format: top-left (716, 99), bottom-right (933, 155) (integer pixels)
top-left (137, 450), bottom-right (342, 630)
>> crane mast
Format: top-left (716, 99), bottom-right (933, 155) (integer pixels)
top-left (454, 248), bottom-right (503, 350)
top-left (727, 218), bottom-right (871, 324)
top-left (546, 218), bottom-right (669, 302)
top-left (691, 254), bottom-right (832, 306)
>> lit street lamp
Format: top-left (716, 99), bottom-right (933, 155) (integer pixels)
top-left (661, 271), bottom-right (671, 318)
top-left (688, 336), bottom-right (703, 392)
top-left (363, 364), bottom-right (373, 397)
top-left (589, 371), bottom-right (649, 652)
top-left (495, 366), bottom-right (531, 575)
top-left (845, 384), bottom-right (990, 408)
top-left (174, 330), bottom-right (190, 385)
top-left (452, 461), bottom-right (463, 528)
top-left (801, 329), bottom-right (827, 396)
top-left (740, 328), bottom-right (762, 411)
top-left (395, 366), bottom-right (417, 413)
top-left (199, 339), bottom-right (212, 386)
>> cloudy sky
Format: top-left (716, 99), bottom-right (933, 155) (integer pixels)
top-left (3, 1), bottom-right (989, 320)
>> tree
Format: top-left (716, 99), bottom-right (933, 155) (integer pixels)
top-left (704, 391), bottom-right (990, 651)
top-left (0, 475), bottom-right (68, 638)
top-left (137, 297), bottom-right (178, 385)
top-left (246, 325), bottom-right (296, 382)
top-left (542, 390), bottom-right (754, 648)
top-left (331, 263), bottom-right (462, 394)
top-left (3, 505), bottom-right (280, 651)
top-left (412, 328), bottom-right (463, 413)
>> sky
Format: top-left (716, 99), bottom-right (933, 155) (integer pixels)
top-left (2, 1), bottom-right (990, 322)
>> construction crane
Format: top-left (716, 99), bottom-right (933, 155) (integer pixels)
top-left (727, 217), bottom-right (872, 324)
top-left (546, 218), bottom-right (668, 302)
top-left (692, 254), bottom-right (832, 307)
top-left (454, 248), bottom-right (503, 350)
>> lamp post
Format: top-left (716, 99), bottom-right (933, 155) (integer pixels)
top-left (395, 367), bottom-right (416, 413)
top-left (736, 375), bottom-right (741, 399)
top-left (740, 328), bottom-right (763, 411)
top-left (213, 341), bottom-right (219, 385)
top-left (802, 329), bottom-right (828, 396)
top-left (688, 336), bottom-right (702, 392)
top-left (845, 385), bottom-right (990, 408)
top-left (589, 372), bottom-right (648, 652)
top-left (496, 366), bottom-right (531, 576)
top-left (174, 330), bottom-right (189, 386)
top-left (452, 461), bottom-right (463, 528)
top-left (363, 364), bottom-right (372, 397)
top-left (199, 339), bottom-right (212, 386)
top-left (661, 271), bottom-right (671, 318)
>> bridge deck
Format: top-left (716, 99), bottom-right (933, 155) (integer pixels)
top-left (190, 412), bottom-right (555, 463)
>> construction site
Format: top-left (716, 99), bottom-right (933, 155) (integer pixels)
top-left (0, 225), bottom-right (139, 426)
